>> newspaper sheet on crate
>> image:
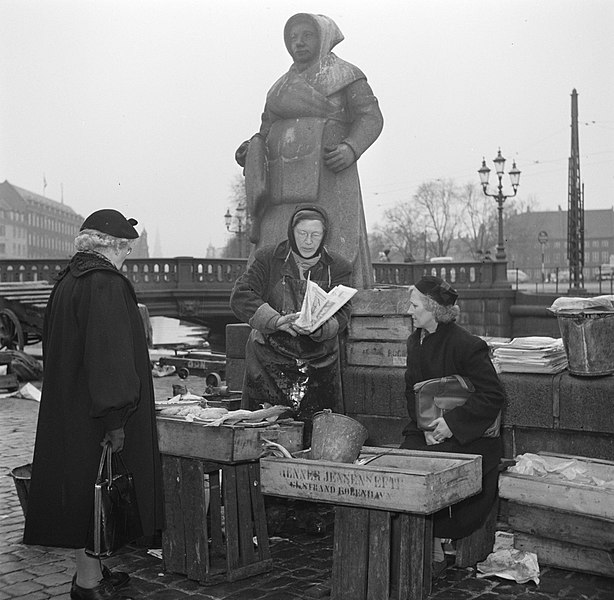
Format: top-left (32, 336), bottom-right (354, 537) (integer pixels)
top-left (293, 276), bottom-right (357, 334)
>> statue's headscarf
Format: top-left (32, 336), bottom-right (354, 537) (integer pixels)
top-left (283, 13), bottom-right (344, 61)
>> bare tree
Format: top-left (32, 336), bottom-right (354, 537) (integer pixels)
top-left (457, 182), bottom-right (498, 259)
top-left (413, 179), bottom-right (461, 258)
top-left (373, 202), bottom-right (423, 261)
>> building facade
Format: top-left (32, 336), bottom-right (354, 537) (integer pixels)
top-left (0, 180), bottom-right (83, 258)
top-left (506, 207), bottom-right (614, 281)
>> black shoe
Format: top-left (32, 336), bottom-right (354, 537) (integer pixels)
top-left (70, 578), bottom-right (134, 600)
top-left (102, 565), bottom-right (130, 589)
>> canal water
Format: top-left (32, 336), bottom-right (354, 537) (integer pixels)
top-left (149, 316), bottom-right (230, 354)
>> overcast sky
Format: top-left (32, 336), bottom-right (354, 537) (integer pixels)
top-left (1, 0), bottom-right (612, 257)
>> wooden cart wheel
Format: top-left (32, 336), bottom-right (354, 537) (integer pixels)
top-left (0, 309), bottom-right (25, 351)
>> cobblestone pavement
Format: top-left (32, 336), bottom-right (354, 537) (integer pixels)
top-left (1, 376), bottom-right (613, 599)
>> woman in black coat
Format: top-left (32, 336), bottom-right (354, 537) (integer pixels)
top-left (24, 210), bottom-right (164, 600)
top-left (400, 275), bottom-right (505, 576)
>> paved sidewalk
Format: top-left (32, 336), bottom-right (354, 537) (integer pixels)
top-left (2, 381), bottom-right (614, 599)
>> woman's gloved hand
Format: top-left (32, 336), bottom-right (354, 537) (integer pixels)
top-left (276, 313), bottom-right (300, 336)
top-left (102, 428), bottom-right (125, 452)
top-left (427, 417), bottom-right (452, 444)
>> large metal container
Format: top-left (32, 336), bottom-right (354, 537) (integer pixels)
top-left (557, 312), bottom-right (614, 376)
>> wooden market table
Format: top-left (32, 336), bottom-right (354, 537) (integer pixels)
top-left (260, 447), bottom-right (482, 600)
top-left (156, 416), bottom-right (303, 584)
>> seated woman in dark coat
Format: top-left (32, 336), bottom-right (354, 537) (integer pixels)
top-left (230, 204), bottom-right (353, 445)
top-left (400, 275), bottom-right (505, 575)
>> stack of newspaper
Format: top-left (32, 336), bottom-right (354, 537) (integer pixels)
top-left (492, 336), bottom-right (568, 374)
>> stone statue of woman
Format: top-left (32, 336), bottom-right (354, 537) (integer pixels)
top-left (236, 13), bottom-right (384, 288)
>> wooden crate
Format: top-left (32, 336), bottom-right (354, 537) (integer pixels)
top-left (499, 452), bottom-right (614, 578)
top-left (161, 456), bottom-right (272, 583)
top-left (260, 447), bottom-right (481, 514)
top-left (346, 287), bottom-right (412, 368)
top-left (499, 453), bottom-right (614, 520)
top-left (157, 417), bottom-right (304, 463)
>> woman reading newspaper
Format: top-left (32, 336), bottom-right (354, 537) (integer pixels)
top-left (230, 205), bottom-right (354, 446)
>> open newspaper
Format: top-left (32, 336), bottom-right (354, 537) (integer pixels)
top-left (293, 277), bottom-right (357, 334)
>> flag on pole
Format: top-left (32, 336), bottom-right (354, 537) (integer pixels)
top-left (43, 174), bottom-right (47, 195)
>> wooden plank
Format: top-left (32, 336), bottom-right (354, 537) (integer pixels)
top-left (393, 512), bottom-right (410, 600)
top-left (366, 510), bottom-right (391, 600)
top-left (499, 469), bottom-right (614, 521)
top-left (514, 532), bottom-right (614, 578)
top-left (348, 315), bottom-right (413, 341)
top-left (179, 458), bottom-right (210, 582)
top-left (507, 501), bottom-right (614, 551)
top-left (260, 448), bottom-right (482, 514)
top-left (331, 506), bottom-right (369, 600)
top-left (157, 418), bottom-right (303, 463)
top-left (208, 470), bottom-right (225, 561)
top-left (160, 456), bottom-right (186, 574)
top-left (346, 341), bottom-right (407, 367)
top-left (249, 462), bottom-right (271, 562)
top-left (224, 357), bottom-right (245, 392)
top-left (222, 466), bottom-right (241, 574)
top-left (351, 288), bottom-right (412, 316)
top-left (235, 464), bottom-right (256, 566)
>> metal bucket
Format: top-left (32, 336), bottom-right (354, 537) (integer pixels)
top-left (557, 312), bottom-right (614, 376)
top-left (10, 463), bottom-right (32, 517)
top-left (310, 410), bottom-right (368, 463)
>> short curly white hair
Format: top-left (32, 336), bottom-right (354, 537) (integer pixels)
top-left (74, 229), bottom-right (132, 253)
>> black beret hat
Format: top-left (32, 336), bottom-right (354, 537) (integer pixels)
top-left (80, 209), bottom-right (139, 239)
top-left (415, 275), bottom-right (458, 306)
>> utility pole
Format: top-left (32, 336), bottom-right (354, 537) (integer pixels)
top-left (567, 89), bottom-right (584, 292)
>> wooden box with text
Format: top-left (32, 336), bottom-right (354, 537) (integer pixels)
top-left (260, 447), bottom-right (481, 513)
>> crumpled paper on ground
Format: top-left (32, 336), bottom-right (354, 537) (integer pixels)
top-left (477, 531), bottom-right (540, 585)
top-left (0, 382), bottom-right (41, 402)
top-left (509, 453), bottom-right (614, 488)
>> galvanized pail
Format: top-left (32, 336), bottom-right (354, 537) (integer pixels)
top-left (310, 410), bottom-right (368, 463)
top-left (10, 463), bottom-right (32, 517)
top-left (557, 312), bottom-right (614, 376)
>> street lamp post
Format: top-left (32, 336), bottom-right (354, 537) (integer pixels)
top-left (224, 202), bottom-right (247, 258)
top-left (478, 149), bottom-right (521, 261)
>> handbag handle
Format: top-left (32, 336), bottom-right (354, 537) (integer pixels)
top-left (96, 443), bottom-right (113, 485)
top-left (440, 374), bottom-right (473, 394)
top-left (96, 443), bottom-right (130, 484)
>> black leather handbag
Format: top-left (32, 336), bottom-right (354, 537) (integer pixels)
top-left (414, 374), bottom-right (501, 438)
top-left (85, 443), bottom-right (143, 557)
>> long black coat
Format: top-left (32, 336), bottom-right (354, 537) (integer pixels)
top-left (401, 321), bottom-right (505, 539)
top-left (24, 252), bottom-right (164, 548)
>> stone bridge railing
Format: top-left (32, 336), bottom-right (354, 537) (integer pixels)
top-left (0, 257), bottom-right (504, 290)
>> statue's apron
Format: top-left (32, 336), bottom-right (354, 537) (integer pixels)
top-left (247, 116), bottom-right (372, 288)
